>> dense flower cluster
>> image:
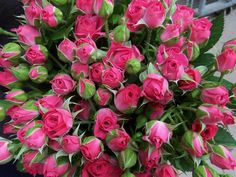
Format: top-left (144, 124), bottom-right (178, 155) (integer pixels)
top-left (0, 0), bottom-right (236, 177)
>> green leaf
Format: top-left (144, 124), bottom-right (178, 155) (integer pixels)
top-left (201, 13), bottom-right (224, 53)
top-left (191, 53), bottom-right (215, 67)
top-left (0, 100), bottom-right (13, 111)
top-left (206, 76), bottom-right (233, 90)
top-left (170, 155), bottom-right (194, 172)
top-left (214, 127), bottom-right (236, 147)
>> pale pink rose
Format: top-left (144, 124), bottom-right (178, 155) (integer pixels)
top-left (89, 62), bottom-right (105, 83)
top-left (25, 1), bottom-right (42, 26)
top-left (0, 139), bottom-right (13, 164)
top-left (139, 148), bottom-right (160, 169)
top-left (216, 48), bottom-right (236, 72)
top-left (58, 38), bottom-right (76, 62)
top-left (102, 67), bottom-right (124, 89)
top-left (23, 151), bottom-right (44, 175)
top-left (25, 45), bottom-right (47, 65)
top-left (76, 0), bottom-right (95, 14)
top-left (61, 135), bottom-right (80, 154)
top-left (160, 24), bottom-right (181, 43)
top-left (155, 164), bottom-right (177, 177)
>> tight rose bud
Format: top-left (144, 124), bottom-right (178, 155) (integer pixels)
top-left (3, 122), bottom-right (18, 134)
top-left (49, 139), bottom-right (62, 151)
top-left (139, 147), bottom-right (161, 169)
top-left (25, 1), bottom-right (42, 26)
top-left (89, 62), bottom-right (104, 83)
top-left (5, 89), bottom-right (28, 104)
top-left (160, 24), bottom-right (181, 45)
top-left (145, 103), bottom-right (164, 120)
top-left (94, 0), bottom-right (114, 18)
top-left (114, 84), bottom-right (141, 114)
top-left (216, 48), bottom-right (236, 73)
top-left (94, 108), bottom-right (119, 140)
top-left (51, 74), bottom-right (76, 95)
top-left (223, 38), bottom-right (236, 53)
top-left (37, 95), bottom-right (63, 114)
top-left (197, 105), bottom-right (223, 124)
top-left (184, 42), bottom-right (200, 61)
top-left (61, 135), bottom-right (80, 154)
top-left (73, 100), bottom-right (91, 120)
top-left (0, 58), bottom-right (12, 68)
top-left (113, 25), bottom-right (130, 43)
top-left (118, 148), bottom-right (137, 169)
top-left (143, 120), bottom-right (172, 148)
top-left (102, 67), bottom-right (124, 89)
top-left (77, 78), bottom-right (96, 99)
top-left (1, 42), bottom-right (21, 64)
top-left (13, 25), bottom-right (41, 45)
top-left (29, 66), bottom-right (48, 83)
top-left (143, 1), bottom-right (165, 29)
top-left (222, 109), bottom-right (235, 125)
top-left (182, 131), bottom-right (207, 157)
top-left (57, 38), bottom-right (76, 63)
top-left (0, 139), bottom-right (13, 165)
top-left (125, 59), bottom-right (141, 74)
top-left (10, 64), bottom-right (29, 81)
top-left (0, 106), bottom-right (6, 122)
top-left (210, 145), bottom-right (236, 170)
top-left (71, 62), bottom-right (89, 80)
top-left (80, 136), bottom-right (104, 161)
top-left (0, 70), bottom-right (20, 89)
top-left (155, 164), bottom-right (177, 177)
top-left (193, 165), bottom-right (218, 177)
top-left (25, 45), bottom-right (48, 65)
top-left (76, 0), bottom-right (94, 14)
top-left (42, 5), bottom-right (63, 27)
top-left (94, 88), bottom-right (112, 106)
top-left (106, 129), bottom-right (130, 152)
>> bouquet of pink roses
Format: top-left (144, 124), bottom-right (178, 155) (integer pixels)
top-left (1, 0), bottom-right (236, 176)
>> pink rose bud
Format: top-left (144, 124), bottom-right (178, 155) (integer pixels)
top-left (94, 0), bottom-right (114, 18)
top-left (155, 164), bottom-right (177, 177)
top-left (0, 70), bottom-right (20, 89)
top-left (201, 86), bottom-right (229, 106)
top-left (222, 109), bottom-right (235, 125)
top-left (190, 18), bottom-right (212, 45)
top-left (197, 105), bottom-right (224, 124)
top-left (80, 136), bottom-right (104, 161)
top-left (143, 120), bottom-right (172, 148)
top-left (210, 145), bottom-right (236, 170)
top-left (114, 84), bottom-right (141, 114)
top-left (73, 100), bottom-right (91, 120)
top-left (0, 57), bottom-right (13, 68)
top-left (3, 122), bottom-right (18, 134)
top-left (43, 108), bottom-right (73, 138)
top-left (223, 38), bottom-right (236, 53)
top-left (17, 120), bottom-right (47, 150)
top-left (160, 24), bottom-right (181, 45)
top-left (184, 41), bottom-right (200, 61)
top-left (94, 88), bottom-right (112, 106)
top-left (76, 0), bottom-right (95, 14)
top-left (145, 103), bottom-right (164, 120)
top-left (57, 38), bottom-right (76, 63)
top-left (216, 48), bottom-right (236, 73)
top-left (22, 151), bottom-right (44, 176)
top-left (13, 25), bottom-right (41, 45)
top-left (0, 139), bottom-right (13, 165)
top-left (37, 94), bottom-right (63, 114)
top-left (24, 44), bottom-right (48, 65)
top-left (182, 131), bottom-right (207, 157)
top-left (106, 129), bottom-right (130, 152)
top-left (51, 74), bottom-right (76, 95)
top-left (1, 42), bottom-right (22, 64)
top-left (102, 67), bottom-right (124, 89)
top-left (71, 62), bottom-right (89, 80)
top-left (113, 25), bottom-right (130, 43)
top-left (172, 5), bottom-right (194, 32)
top-left (43, 155), bottom-right (70, 177)
top-left (193, 165), bottom-right (218, 177)
top-left (61, 135), bottom-right (80, 154)
top-left (143, 1), bottom-right (165, 29)
top-left (0, 106), bottom-right (6, 122)
top-left (49, 139), bottom-right (62, 151)
top-left (9, 64), bottom-right (29, 81)
top-left (89, 62), bottom-right (105, 83)
top-left (42, 5), bottom-right (63, 27)
top-left (75, 14), bottom-right (105, 39)
top-left (25, 1), bottom-right (42, 26)
top-left (106, 41), bottom-right (144, 70)
top-left (29, 65), bottom-right (48, 83)
top-left (139, 147), bottom-right (161, 169)
top-left (94, 108), bottom-right (119, 140)
top-left (5, 89), bottom-right (28, 104)
top-left (82, 154), bottom-right (122, 177)
top-left (178, 67), bottom-right (202, 91)
top-left (7, 100), bottom-right (39, 124)
top-left (77, 78), bottom-right (96, 99)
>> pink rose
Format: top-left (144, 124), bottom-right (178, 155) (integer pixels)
top-left (0, 139), bottom-right (13, 164)
top-left (114, 84), bottom-right (141, 113)
top-left (0, 57), bottom-right (13, 68)
top-left (201, 86), bottom-right (229, 106)
top-left (25, 45), bottom-right (48, 65)
top-left (0, 70), bottom-right (18, 89)
top-left (76, 0), bottom-right (94, 14)
top-left (190, 18), bottom-right (212, 45)
top-left (48, 139), bottom-right (62, 151)
top-left (143, 121), bottom-right (172, 148)
top-left (71, 62), bottom-right (89, 80)
top-left (155, 164), bottom-right (177, 177)
top-left (75, 15), bottom-right (104, 39)
top-left (139, 148), bottom-right (160, 169)
top-left (172, 5), bottom-right (194, 31)
top-left (61, 135), bottom-right (80, 154)
top-left (80, 136), bottom-right (103, 161)
top-left (12, 25), bottom-right (41, 45)
top-left (43, 108), bottom-right (73, 138)
top-left (42, 5), bottom-right (61, 27)
top-left (222, 109), bottom-right (235, 125)
top-left (143, 1), bottom-right (165, 28)
top-left (178, 67), bottom-right (202, 90)
top-left (37, 95), bottom-right (64, 114)
top-left (106, 42), bottom-right (144, 70)
top-left (57, 38), bottom-right (76, 63)
top-left (90, 62), bottom-right (105, 83)
top-left (216, 48), bottom-right (236, 72)
top-left (3, 122), bottom-right (18, 134)
top-left (160, 24), bottom-right (181, 43)
top-left (73, 100), bottom-right (91, 120)
top-left (25, 1), bottom-right (42, 26)
top-left (145, 103), bottom-right (164, 120)
top-left (50, 74), bottom-right (76, 95)
top-left (82, 154), bottom-right (123, 177)
top-left (102, 67), bottom-right (124, 89)
top-left (94, 88), bottom-right (112, 106)
top-left (94, 108), bottom-right (119, 140)
top-left (223, 38), bottom-right (236, 53)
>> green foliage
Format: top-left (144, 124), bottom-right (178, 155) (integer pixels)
top-left (191, 53), bottom-right (215, 67)
top-left (214, 127), bottom-right (236, 147)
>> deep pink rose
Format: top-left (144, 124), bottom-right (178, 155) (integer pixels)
top-left (71, 62), bottom-right (89, 80)
top-left (90, 62), bottom-right (105, 83)
top-left (3, 122), bottom-right (18, 134)
top-left (139, 148), bottom-right (160, 169)
top-left (48, 139), bottom-right (62, 151)
top-left (76, 0), bottom-right (94, 14)
top-left (25, 45), bottom-right (47, 65)
top-left (37, 95), bottom-right (64, 114)
top-left (0, 139), bottom-right (13, 164)
top-left (0, 70), bottom-right (18, 88)
top-left (216, 48), bottom-right (236, 72)
top-left (58, 38), bottom-right (76, 62)
top-left (160, 24), bottom-right (181, 43)
top-left (0, 57), bottom-right (13, 68)
top-left (73, 100), bottom-right (91, 120)
top-left (25, 1), bottom-right (42, 26)
top-left (61, 135), bottom-right (80, 154)
top-left (43, 108), bottom-right (73, 138)
top-left (102, 67), bottom-right (124, 89)
top-left (155, 164), bottom-right (177, 177)
top-left (94, 108), bottom-right (119, 140)
top-left (145, 103), bottom-right (164, 120)
top-left (94, 88), bottom-right (112, 106)
top-left (201, 86), bottom-right (229, 106)
top-left (222, 109), bottom-right (235, 125)
top-left (50, 74), bottom-right (76, 95)
top-left (42, 5), bottom-right (59, 27)
top-left (75, 15), bottom-right (104, 39)
top-left (190, 18), bottom-right (212, 44)
top-left (114, 84), bottom-right (141, 113)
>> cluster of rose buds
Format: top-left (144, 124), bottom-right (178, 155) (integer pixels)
top-left (0, 0), bottom-right (236, 177)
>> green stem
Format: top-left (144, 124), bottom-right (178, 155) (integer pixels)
top-left (0, 27), bottom-right (17, 37)
top-left (105, 20), bottom-right (110, 46)
top-left (203, 69), bottom-right (216, 79)
top-left (175, 111), bottom-right (188, 131)
top-left (26, 83), bottom-right (43, 94)
top-left (219, 73), bottom-right (225, 84)
top-left (160, 108), bottom-right (174, 122)
top-left (49, 53), bottom-right (69, 73)
top-left (145, 29), bottom-right (152, 61)
top-left (178, 106), bottom-right (197, 112)
top-left (88, 99), bottom-right (96, 112)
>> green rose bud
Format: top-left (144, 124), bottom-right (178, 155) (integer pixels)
top-left (193, 165), bottom-right (219, 177)
top-left (113, 25), bottom-right (130, 43)
top-left (77, 79), bottom-right (96, 99)
top-left (2, 42), bottom-right (21, 64)
top-left (10, 64), bottom-right (30, 81)
top-left (29, 66), bottom-right (48, 83)
top-left (184, 42), bottom-right (200, 61)
top-left (5, 89), bottom-right (28, 104)
top-left (94, 0), bottom-right (114, 18)
top-left (118, 148), bottom-right (137, 169)
top-left (121, 171), bottom-right (135, 177)
top-left (125, 59), bottom-right (141, 74)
